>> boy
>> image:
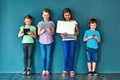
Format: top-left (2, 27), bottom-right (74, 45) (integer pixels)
top-left (83, 18), bottom-right (101, 76)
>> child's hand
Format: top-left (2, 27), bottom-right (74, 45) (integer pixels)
top-left (41, 29), bottom-right (45, 33)
top-left (61, 32), bottom-right (68, 36)
top-left (88, 36), bottom-right (94, 39)
top-left (21, 32), bottom-right (24, 36)
top-left (18, 31), bottom-right (24, 37)
top-left (27, 31), bottom-right (33, 35)
top-left (94, 36), bottom-right (98, 40)
top-left (46, 27), bottom-right (51, 32)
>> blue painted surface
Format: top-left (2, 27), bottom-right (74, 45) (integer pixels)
top-left (0, 0), bottom-right (120, 73)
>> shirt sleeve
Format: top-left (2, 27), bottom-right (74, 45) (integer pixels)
top-left (37, 22), bottom-right (40, 28)
top-left (83, 31), bottom-right (88, 38)
top-left (97, 32), bottom-right (101, 40)
top-left (20, 26), bottom-right (24, 31)
top-left (50, 21), bottom-right (55, 27)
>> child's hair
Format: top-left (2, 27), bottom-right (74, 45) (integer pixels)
top-left (42, 8), bottom-right (52, 20)
top-left (88, 18), bottom-right (98, 27)
top-left (62, 8), bottom-right (73, 20)
top-left (24, 15), bottom-right (33, 25)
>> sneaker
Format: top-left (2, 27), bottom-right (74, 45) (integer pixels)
top-left (93, 71), bottom-right (98, 76)
top-left (42, 71), bottom-right (46, 76)
top-left (46, 71), bottom-right (50, 76)
top-left (27, 69), bottom-right (31, 76)
top-left (70, 71), bottom-right (75, 76)
top-left (62, 71), bottom-right (68, 76)
top-left (88, 71), bottom-right (93, 76)
top-left (23, 68), bottom-right (27, 75)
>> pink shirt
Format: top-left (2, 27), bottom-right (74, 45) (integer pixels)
top-left (37, 21), bottom-right (55, 44)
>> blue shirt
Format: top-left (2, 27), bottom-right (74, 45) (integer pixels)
top-left (83, 29), bottom-right (101, 49)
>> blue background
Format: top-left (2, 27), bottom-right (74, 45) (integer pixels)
top-left (0, 0), bottom-right (120, 73)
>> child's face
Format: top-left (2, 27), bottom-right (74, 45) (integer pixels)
top-left (90, 23), bottom-right (97, 30)
top-left (24, 18), bottom-right (32, 26)
top-left (64, 12), bottom-right (71, 21)
top-left (42, 11), bottom-right (50, 20)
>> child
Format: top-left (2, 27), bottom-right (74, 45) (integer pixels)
top-left (60, 8), bottom-right (79, 76)
top-left (83, 18), bottom-right (101, 76)
top-left (18, 15), bottom-right (37, 75)
top-left (37, 8), bottom-right (55, 76)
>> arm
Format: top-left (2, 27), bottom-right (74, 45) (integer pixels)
top-left (26, 29), bottom-right (37, 38)
top-left (18, 30), bottom-right (24, 37)
top-left (83, 36), bottom-right (94, 42)
top-left (94, 36), bottom-right (101, 43)
top-left (74, 26), bottom-right (79, 36)
top-left (38, 27), bottom-right (45, 35)
top-left (46, 27), bottom-right (55, 35)
top-left (60, 32), bottom-right (68, 37)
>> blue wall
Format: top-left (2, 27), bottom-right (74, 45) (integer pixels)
top-left (0, 0), bottom-right (120, 73)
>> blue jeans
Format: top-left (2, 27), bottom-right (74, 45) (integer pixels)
top-left (23, 43), bottom-right (34, 69)
top-left (86, 48), bottom-right (98, 62)
top-left (40, 43), bottom-right (52, 71)
top-left (62, 40), bottom-right (76, 71)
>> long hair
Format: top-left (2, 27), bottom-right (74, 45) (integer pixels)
top-left (24, 15), bottom-right (33, 25)
top-left (62, 8), bottom-right (73, 20)
top-left (42, 8), bottom-right (52, 20)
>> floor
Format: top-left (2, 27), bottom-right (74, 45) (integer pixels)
top-left (0, 73), bottom-right (120, 80)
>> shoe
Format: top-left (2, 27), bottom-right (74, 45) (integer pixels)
top-left (93, 71), bottom-right (98, 76)
top-left (70, 71), bottom-right (75, 76)
top-left (23, 68), bottom-right (27, 75)
top-left (27, 69), bottom-right (31, 76)
top-left (62, 71), bottom-right (68, 76)
top-left (88, 71), bottom-right (93, 76)
top-left (46, 71), bottom-right (50, 76)
top-left (42, 71), bottom-right (46, 76)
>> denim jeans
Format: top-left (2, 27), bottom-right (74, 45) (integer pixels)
top-left (86, 48), bottom-right (98, 62)
top-left (23, 43), bottom-right (34, 69)
top-left (40, 43), bottom-right (52, 71)
top-left (62, 40), bottom-right (76, 71)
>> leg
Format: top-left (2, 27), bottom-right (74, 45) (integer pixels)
top-left (40, 44), bottom-right (46, 71)
top-left (62, 41), bottom-right (69, 72)
top-left (92, 62), bottom-right (96, 72)
top-left (27, 43), bottom-right (34, 69)
top-left (86, 49), bottom-right (92, 72)
top-left (69, 40), bottom-right (76, 71)
top-left (87, 62), bottom-right (92, 72)
top-left (46, 44), bottom-right (52, 71)
top-left (23, 44), bottom-right (28, 69)
top-left (92, 49), bottom-right (98, 72)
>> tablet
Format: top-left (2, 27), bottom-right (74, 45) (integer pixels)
top-left (24, 28), bottom-right (30, 35)
top-left (56, 20), bottom-right (75, 34)
top-left (40, 22), bottom-right (53, 29)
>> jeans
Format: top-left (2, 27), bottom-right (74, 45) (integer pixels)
top-left (62, 40), bottom-right (76, 71)
top-left (40, 43), bottom-right (52, 71)
top-left (23, 43), bottom-right (34, 69)
top-left (86, 48), bottom-right (98, 62)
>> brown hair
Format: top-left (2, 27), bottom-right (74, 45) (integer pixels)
top-left (88, 18), bottom-right (98, 27)
top-left (42, 8), bottom-right (52, 20)
top-left (24, 15), bottom-right (33, 25)
top-left (62, 8), bottom-right (73, 21)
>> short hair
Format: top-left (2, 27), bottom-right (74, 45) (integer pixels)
top-left (88, 18), bottom-right (98, 27)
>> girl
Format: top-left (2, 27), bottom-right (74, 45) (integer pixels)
top-left (61, 8), bottom-right (79, 76)
top-left (18, 15), bottom-right (36, 75)
top-left (37, 8), bottom-right (55, 76)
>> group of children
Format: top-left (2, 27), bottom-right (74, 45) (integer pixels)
top-left (18, 8), bottom-right (101, 77)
